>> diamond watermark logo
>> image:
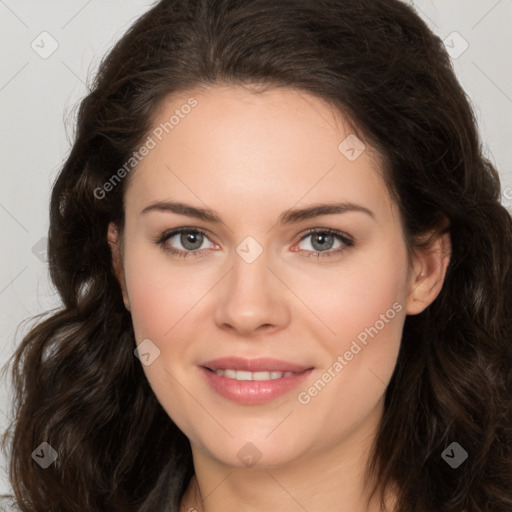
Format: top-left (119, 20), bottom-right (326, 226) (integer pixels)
top-left (31, 236), bottom-right (48, 262)
top-left (236, 442), bottom-right (262, 468)
top-left (441, 442), bottom-right (468, 469)
top-left (443, 31), bottom-right (469, 59)
top-left (134, 338), bottom-right (161, 366)
top-left (236, 236), bottom-right (263, 264)
top-left (32, 442), bottom-right (58, 469)
top-left (31, 31), bottom-right (59, 59)
top-left (338, 134), bottom-right (366, 161)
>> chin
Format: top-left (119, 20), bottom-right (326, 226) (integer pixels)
top-left (200, 433), bottom-right (309, 470)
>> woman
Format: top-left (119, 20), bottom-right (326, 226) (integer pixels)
top-left (1, 0), bottom-right (511, 511)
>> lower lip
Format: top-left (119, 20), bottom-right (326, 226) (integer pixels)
top-left (199, 366), bottom-right (314, 405)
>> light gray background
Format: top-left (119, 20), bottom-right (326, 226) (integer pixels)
top-left (0, 0), bottom-right (511, 494)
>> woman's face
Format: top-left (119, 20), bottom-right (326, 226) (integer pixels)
top-left (109, 85), bottom-right (443, 469)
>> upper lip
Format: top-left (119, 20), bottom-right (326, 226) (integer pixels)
top-left (201, 357), bottom-right (313, 373)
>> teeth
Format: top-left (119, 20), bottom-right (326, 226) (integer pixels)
top-left (213, 369), bottom-right (296, 380)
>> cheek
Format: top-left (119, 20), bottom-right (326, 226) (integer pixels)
top-left (123, 241), bottom-right (206, 341)
top-left (126, 271), bottom-right (173, 342)
top-left (294, 293), bottom-right (405, 446)
top-left (294, 239), bottom-right (408, 409)
top-left (123, 246), bottom-right (205, 433)
top-left (295, 237), bottom-right (409, 348)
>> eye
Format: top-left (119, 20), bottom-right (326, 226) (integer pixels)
top-left (156, 228), bottom-right (218, 258)
top-left (294, 228), bottom-right (354, 259)
top-left (155, 227), bottom-right (354, 260)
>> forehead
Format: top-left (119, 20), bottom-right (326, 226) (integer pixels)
top-left (124, 84), bottom-right (395, 223)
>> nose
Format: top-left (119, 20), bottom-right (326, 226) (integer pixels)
top-left (213, 248), bottom-right (291, 338)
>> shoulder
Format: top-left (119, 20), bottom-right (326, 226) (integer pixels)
top-left (0, 495), bottom-right (20, 512)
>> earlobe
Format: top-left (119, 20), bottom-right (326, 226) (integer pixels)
top-left (405, 231), bottom-right (452, 315)
top-left (107, 222), bottom-right (131, 311)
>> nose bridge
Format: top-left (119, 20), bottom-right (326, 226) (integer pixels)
top-left (213, 237), bottom-right (289, 335)
top-left (231, 245), bottom-right (271, 299)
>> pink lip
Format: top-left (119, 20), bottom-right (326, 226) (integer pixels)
top-left (199, 357), bottom-right (314, 405)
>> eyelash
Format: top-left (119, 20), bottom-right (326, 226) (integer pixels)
top-left (155, 227), bottom-right (354, 260)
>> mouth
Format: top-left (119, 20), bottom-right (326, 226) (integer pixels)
top-left (199, 357), bottom-right (314, 405)
top-left (201, 356), bottom-right (312, 373)
top-left (202, 368), bottom-right (302, 381)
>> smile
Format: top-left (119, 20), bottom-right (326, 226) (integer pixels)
top-left (208, 369), bottom-right (298, 380)
top-left (199, 362), bottom-right (314, 405)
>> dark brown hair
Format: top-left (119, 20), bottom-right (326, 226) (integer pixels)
top-left (2, 0), bottom-right (511, 510)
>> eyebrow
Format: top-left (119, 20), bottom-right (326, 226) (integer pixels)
top-left (140, 200), bottom-right (375, 223)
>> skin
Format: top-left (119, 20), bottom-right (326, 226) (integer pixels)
top-left (108, 84), bottom-right (451, 512)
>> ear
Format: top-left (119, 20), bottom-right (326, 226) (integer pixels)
top-left (405, 230), bottom-right (451, 315)
top-left (107, 222), bottom-right (131, 311)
